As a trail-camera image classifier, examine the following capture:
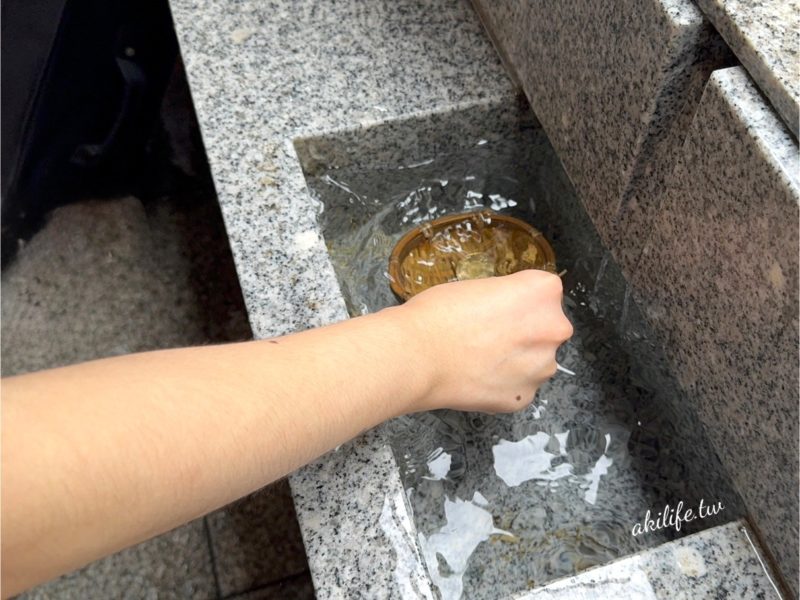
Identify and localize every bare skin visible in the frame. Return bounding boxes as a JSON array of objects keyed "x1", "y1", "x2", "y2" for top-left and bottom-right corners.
[{"x1": 1, "y1": 270, "x2": 572, "y2": 597}]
